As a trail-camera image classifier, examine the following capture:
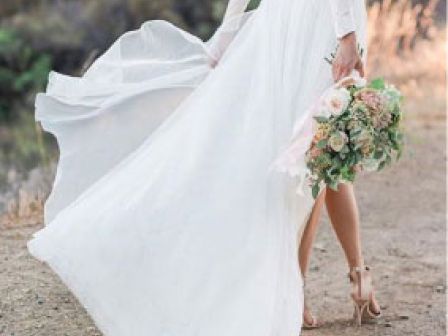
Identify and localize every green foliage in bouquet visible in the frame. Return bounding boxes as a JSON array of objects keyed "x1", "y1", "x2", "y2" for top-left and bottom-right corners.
[{"x1": 306, "y1": 77, "x2": 404, "y2": 199}]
